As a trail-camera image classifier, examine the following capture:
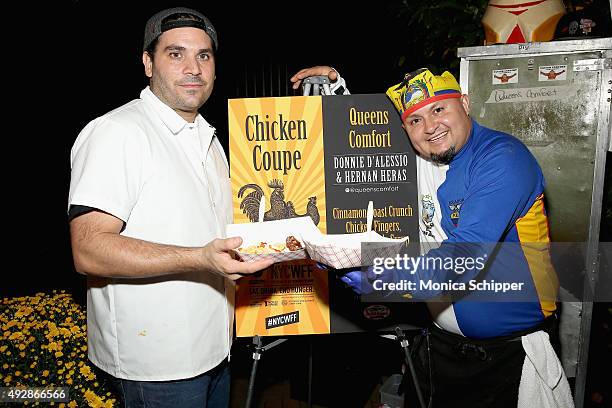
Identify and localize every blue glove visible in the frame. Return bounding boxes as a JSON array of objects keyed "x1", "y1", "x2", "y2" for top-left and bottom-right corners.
[
  {"x1": 341, "y1": 265, "x2": 394, "y2": 295},
  {"x1": 314, "y1": 262, "x2": 370, "y2": 293},
  {"x1": 339, "y1": 265, "x2": 401, "y2": 296},
  {"x1": 339, "y1": 267, "x2": 373, "y2": 295}
]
